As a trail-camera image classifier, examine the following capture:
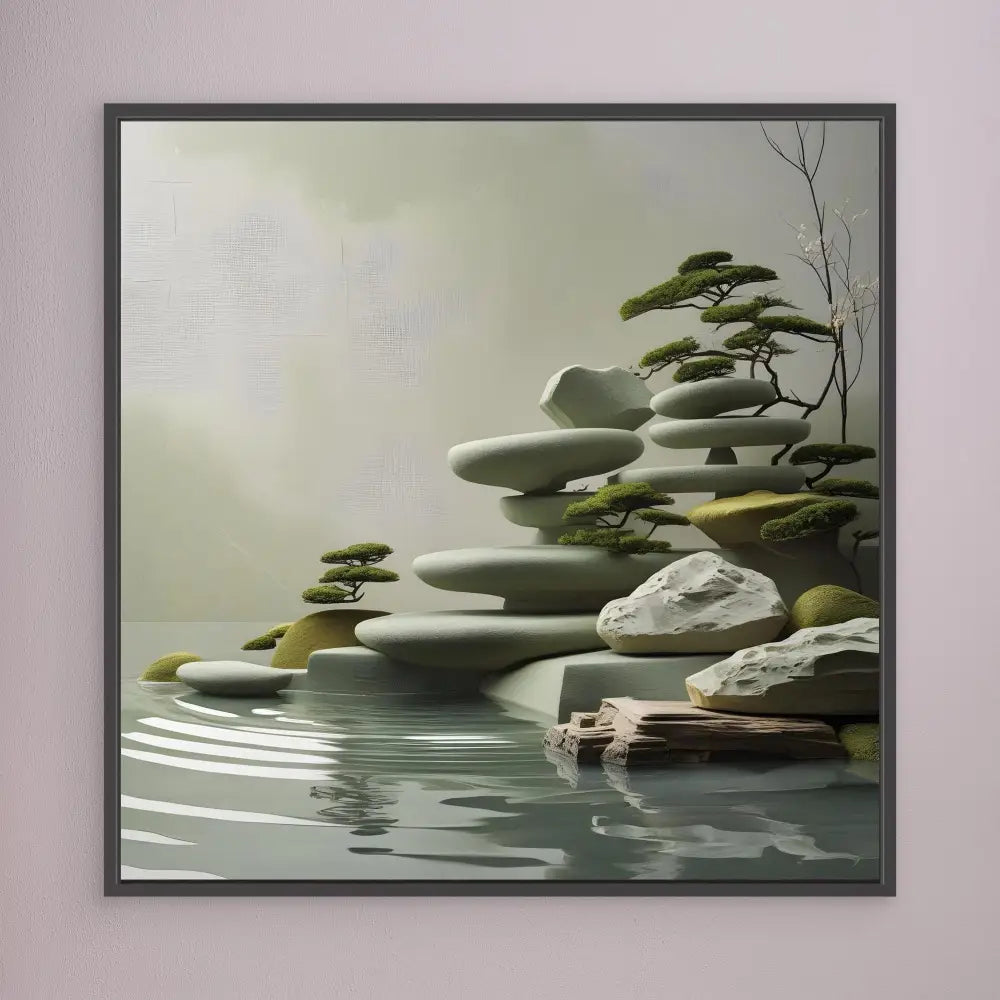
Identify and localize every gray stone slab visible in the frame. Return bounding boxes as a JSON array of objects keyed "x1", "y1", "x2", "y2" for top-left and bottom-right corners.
[
  {"x1": 651, "y1": 377, "x2": 776, "y2": 418},
  {"x1": 412, "y1": 545, "x2": 683, "y2": 612},
  {"x1": 354, "y1": 610, "x2": 602, "y2": 671},
  {"x1": 448, "y1": 428, "x2": 644, "y2": 493},
  {"x1": 617, "y1": 463, "x2": 806, "y2": 495},
  {"x1": 482, "y1": 649, "x2": 726, "y2": 722},
  {"x1": 649, "y1": 416, "x2": 811, "y2": 449}
]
